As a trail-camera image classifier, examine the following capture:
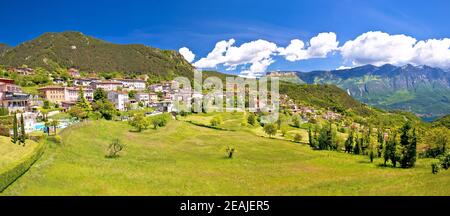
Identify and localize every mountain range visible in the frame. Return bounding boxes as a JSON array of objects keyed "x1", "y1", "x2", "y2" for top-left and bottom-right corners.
[{"x1": 267, "y1": 64, "x2": 450, "y2": 118}]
